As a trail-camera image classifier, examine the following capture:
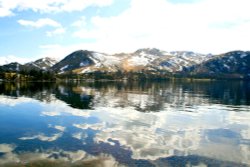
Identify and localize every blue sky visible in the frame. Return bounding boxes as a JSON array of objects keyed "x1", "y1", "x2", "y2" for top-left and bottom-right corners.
[{"x1": 0, "y1": 0, "x2": 250, "y2": 64}]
